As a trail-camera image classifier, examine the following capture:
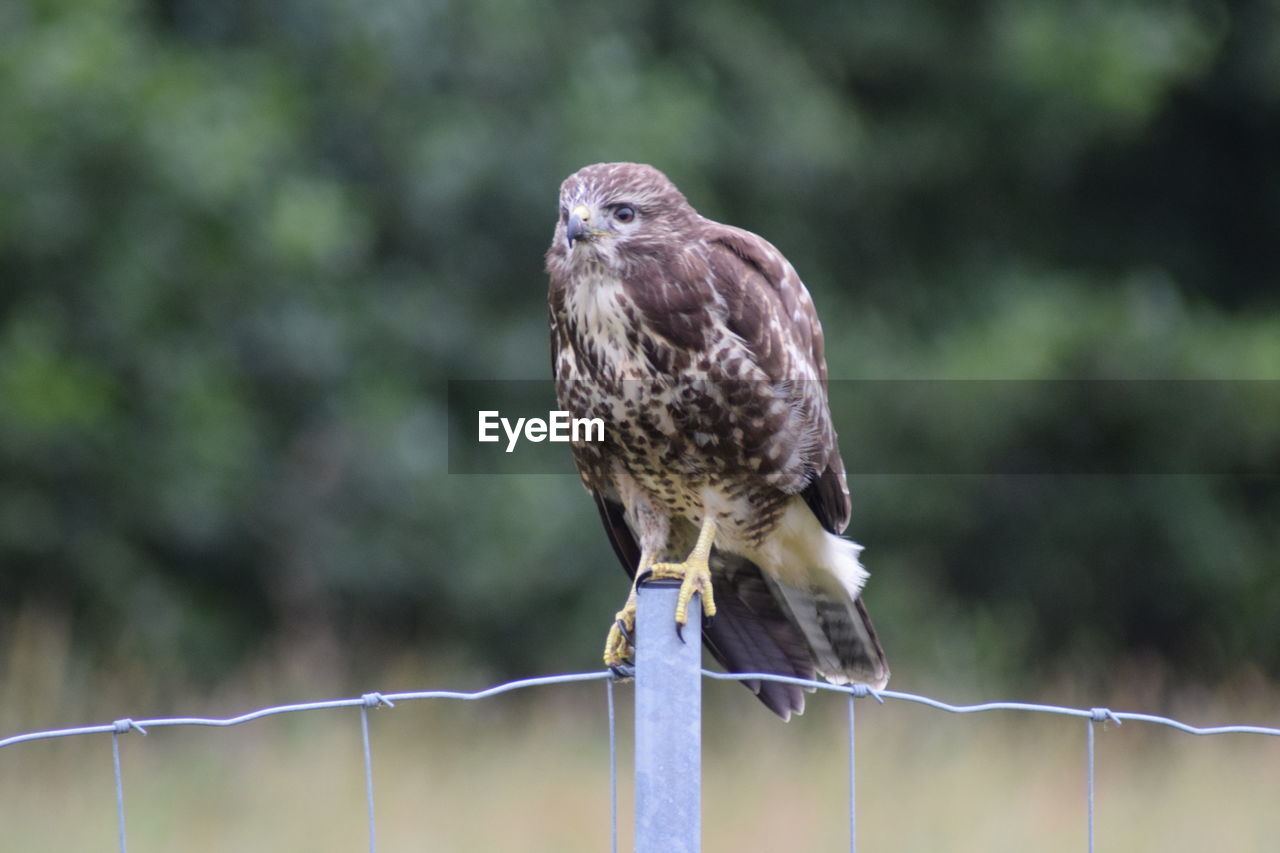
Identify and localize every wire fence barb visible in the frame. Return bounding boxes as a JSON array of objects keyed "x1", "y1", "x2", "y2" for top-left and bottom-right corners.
[{"x1": 3, "y1": 667, "x2": 1279, "y2": 853}]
